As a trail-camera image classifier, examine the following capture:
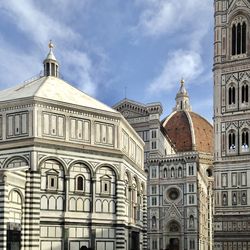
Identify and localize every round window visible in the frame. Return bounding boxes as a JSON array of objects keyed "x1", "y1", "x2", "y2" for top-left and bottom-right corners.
[{"x1": 168, "y1": 188, "x2": 179, "y2": 201}]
